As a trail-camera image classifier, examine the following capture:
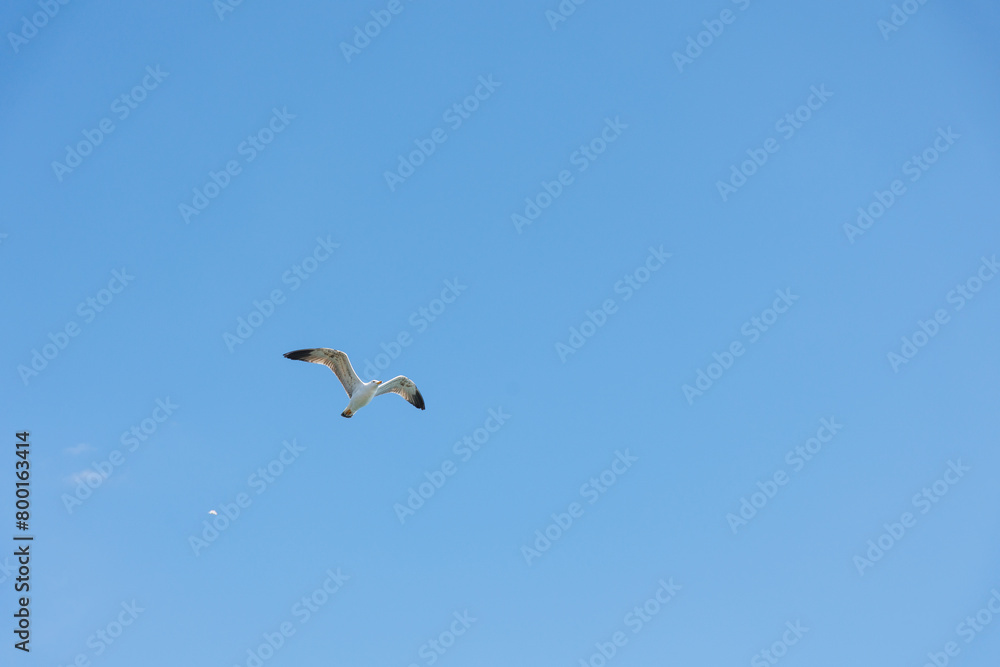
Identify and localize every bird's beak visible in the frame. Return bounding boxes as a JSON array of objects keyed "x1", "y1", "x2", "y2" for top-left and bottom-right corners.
[{"x1": 376, "y1": 380, "x2": 383, "y2": 384}]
